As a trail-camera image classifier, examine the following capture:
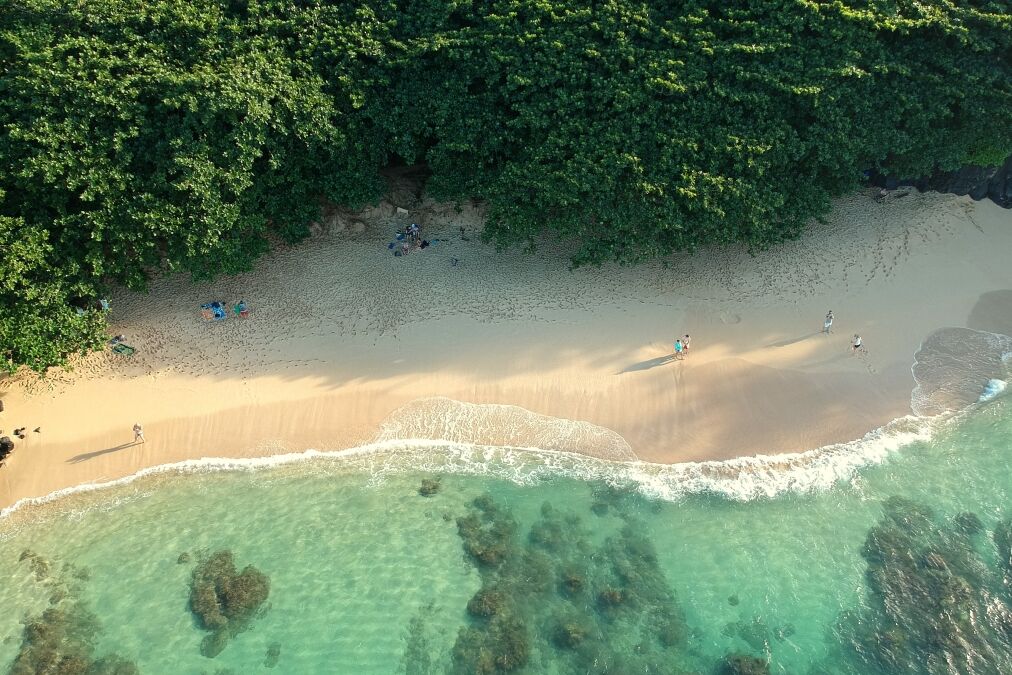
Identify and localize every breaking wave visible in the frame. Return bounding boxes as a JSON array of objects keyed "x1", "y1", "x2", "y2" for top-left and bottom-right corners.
[
  {"x1": 980, "y1": 379, "x2": 1007, "y2": 402},
  {"x1": 1, "y1": 409, "x2": 953, "y2": 524}
]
